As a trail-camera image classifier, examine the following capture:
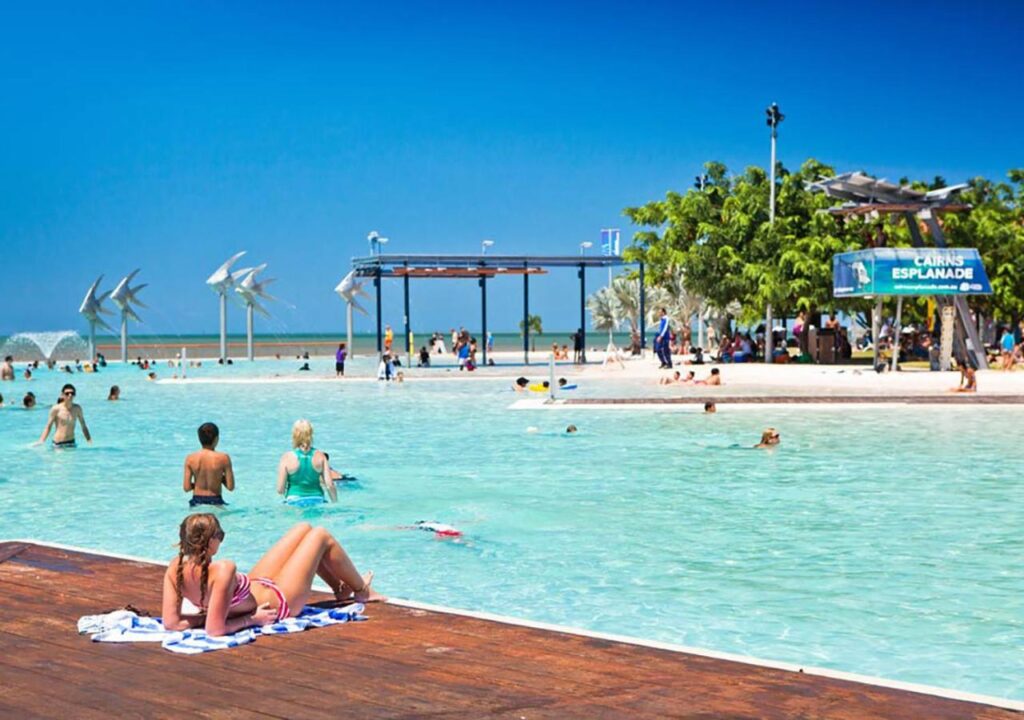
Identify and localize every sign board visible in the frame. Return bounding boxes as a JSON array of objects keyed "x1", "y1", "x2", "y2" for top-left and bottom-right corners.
[
  {"x1": 600, "y1": 228, "x2": 620, "y2": 257},
  {"x1": 833, "y1": 248, "x2": 992, "y2": 298}
]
